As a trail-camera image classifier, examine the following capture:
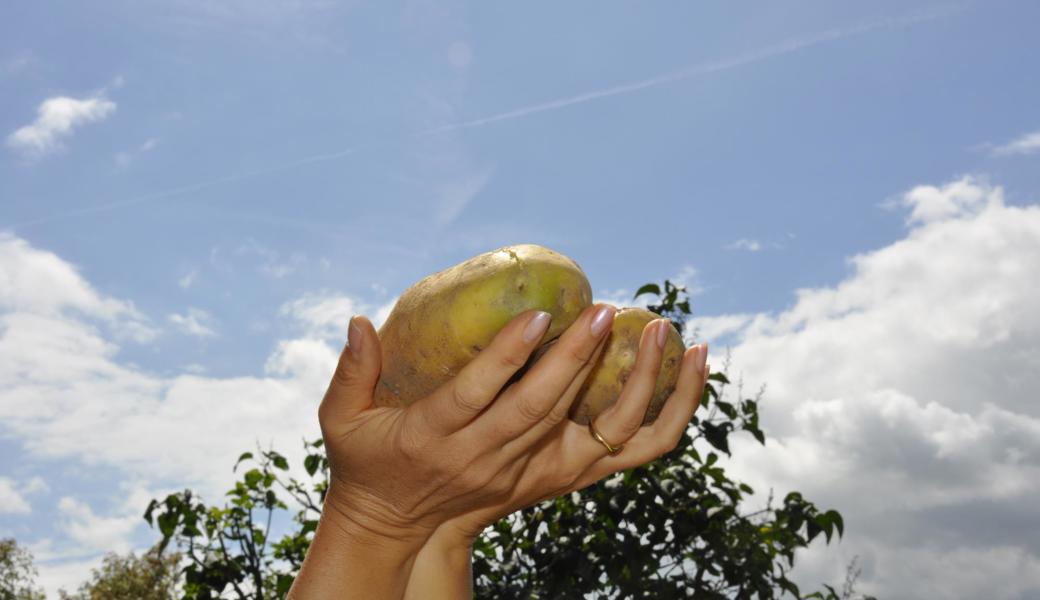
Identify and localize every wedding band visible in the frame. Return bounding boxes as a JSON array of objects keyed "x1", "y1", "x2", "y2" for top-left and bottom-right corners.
[{"x1": 588, "y1": 420, "x2": 624, "y2": 455}]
